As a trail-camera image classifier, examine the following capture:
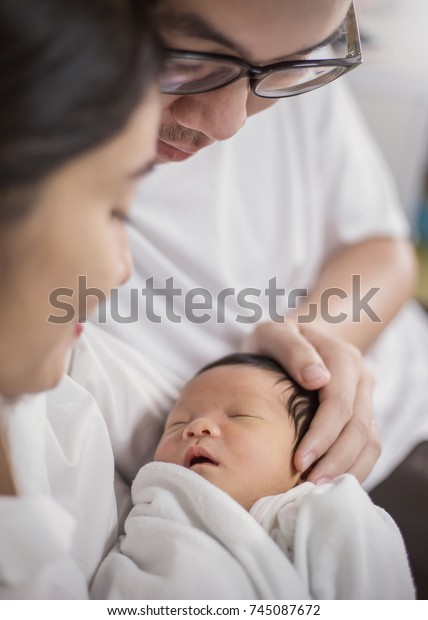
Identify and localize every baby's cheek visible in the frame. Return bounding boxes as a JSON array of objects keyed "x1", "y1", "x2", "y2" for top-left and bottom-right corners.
[
  {"x1": 153, "y1": 437, "x2": 178, "y2": 463},
  {"x1": 153, "y1": 438, "x2": 167, "y2": 461}
]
